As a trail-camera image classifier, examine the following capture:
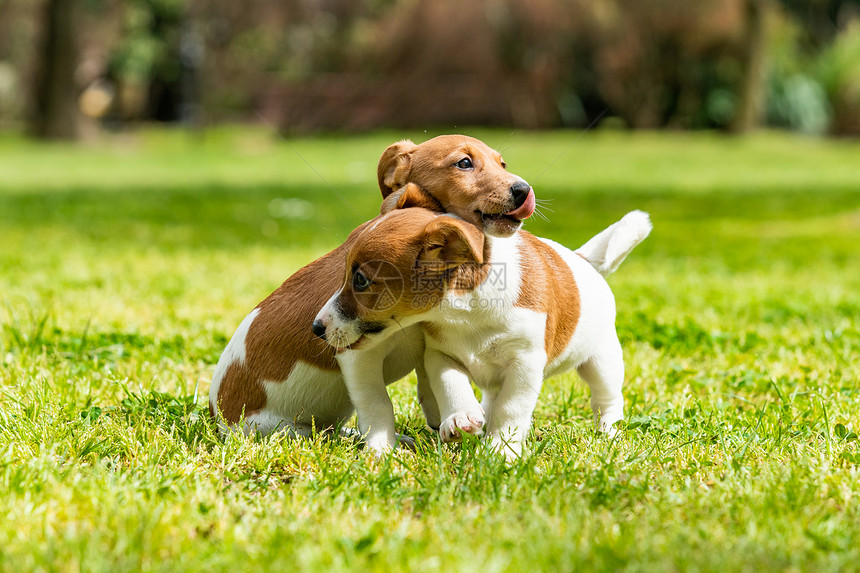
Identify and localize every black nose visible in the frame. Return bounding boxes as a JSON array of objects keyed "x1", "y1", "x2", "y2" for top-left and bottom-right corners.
[
  {"x1": 311, "y1": 320, "x2": 327, "y2": 340},
  {"x1": 510, "y1": 181, "x2": 531, "y2": 207}
]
